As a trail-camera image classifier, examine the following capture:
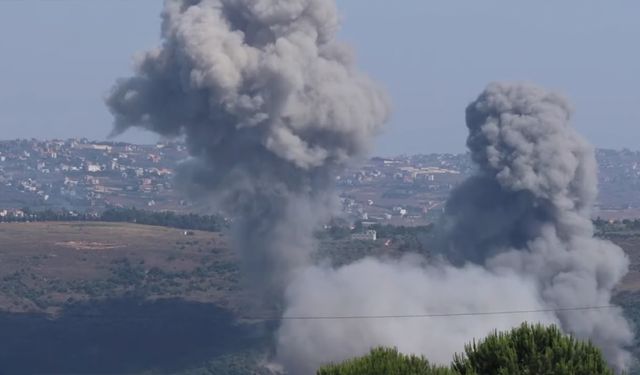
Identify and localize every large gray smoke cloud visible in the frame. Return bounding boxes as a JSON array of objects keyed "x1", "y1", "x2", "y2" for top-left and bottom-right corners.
[
  {"x1": 107, "y1": 0, "x2": 632, "y2": 372},
  {"x1": 449, "y1": 82, "x2": 632, "y2": 366},
  {"x1": 106, "y1": 0, "x2": 389, "y2": 298},
  {"x1": 277, "y1": 258, "x2": 558, "y2": 373},
  {"x1": 276, "y1": 82, "x2": 632, "y2": 373}
]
